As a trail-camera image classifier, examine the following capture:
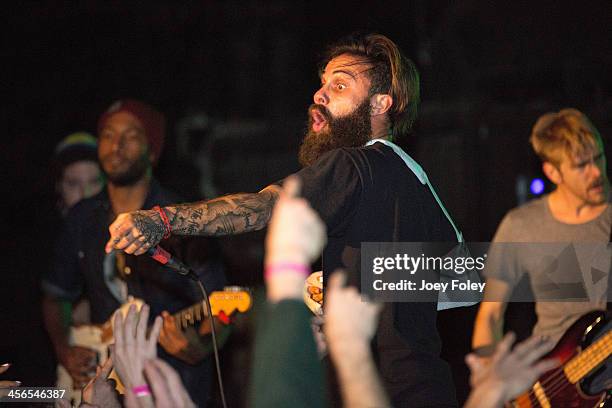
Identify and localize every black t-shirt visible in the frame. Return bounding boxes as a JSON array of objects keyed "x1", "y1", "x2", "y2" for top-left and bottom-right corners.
[{"x1": 293, "y1": 143, "x2": 458, "y2": 407}]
